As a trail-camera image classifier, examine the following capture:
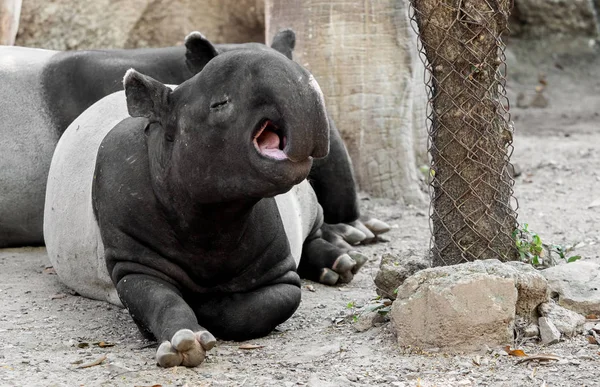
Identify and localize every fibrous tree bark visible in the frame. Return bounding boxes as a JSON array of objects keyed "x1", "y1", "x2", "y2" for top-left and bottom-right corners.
[
  {"x1": 0, "y1": 0, "x2": 21, "y2": 45},
  {"x1": 411, "y1": 0, "x2": 518, "y2": 266},
  {"x1": 265, "y1": 0, "x2": 428, "y2": 204}
]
